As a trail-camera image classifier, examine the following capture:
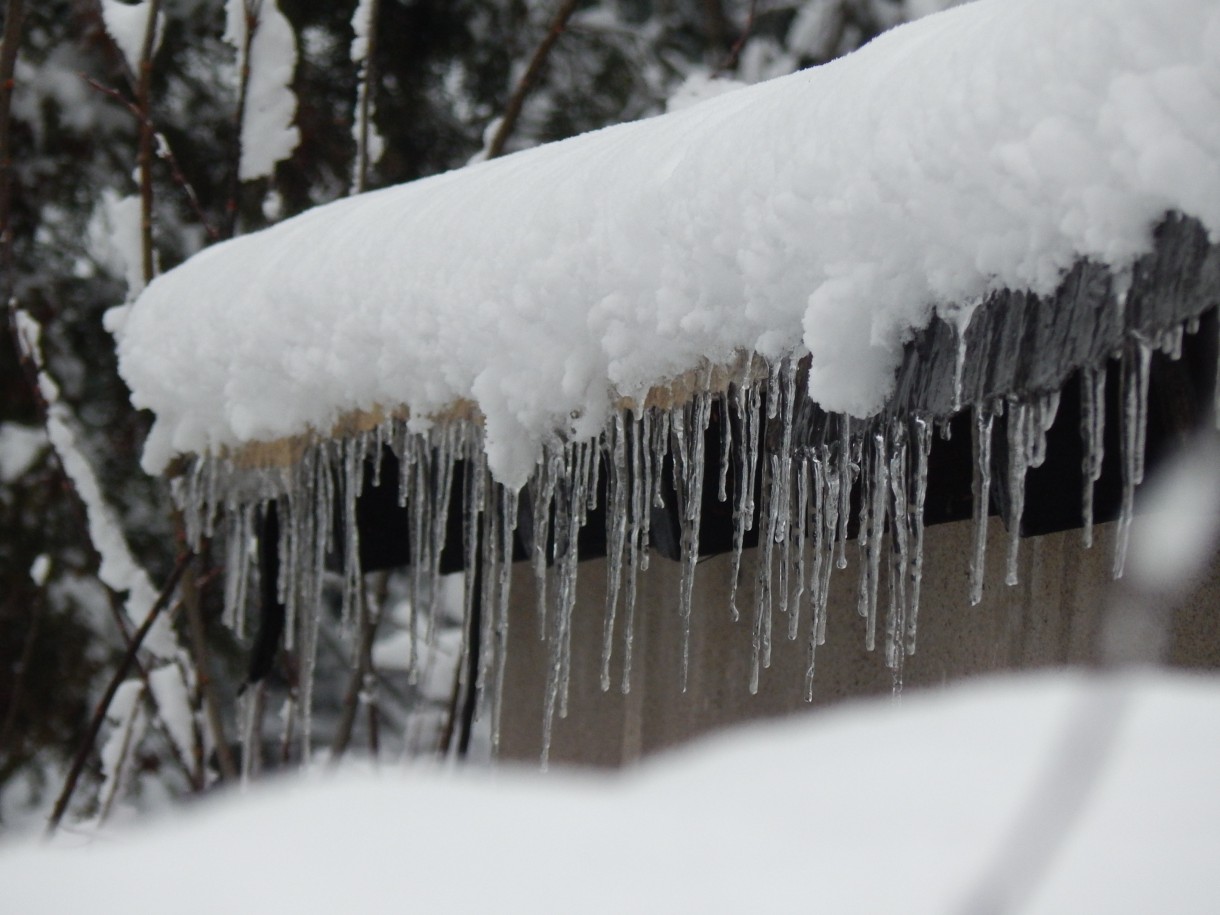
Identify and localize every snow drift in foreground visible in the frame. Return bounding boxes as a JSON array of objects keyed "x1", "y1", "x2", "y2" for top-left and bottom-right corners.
[
  {"x1": 4, "y1": 671, "x2": 1219, "y2": 913},
  {"x1": 112, "y1": 0, "x2": 1220, "y2": 485}
]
